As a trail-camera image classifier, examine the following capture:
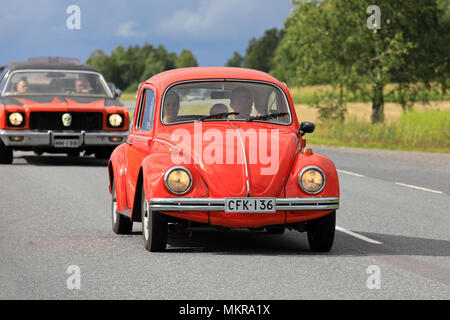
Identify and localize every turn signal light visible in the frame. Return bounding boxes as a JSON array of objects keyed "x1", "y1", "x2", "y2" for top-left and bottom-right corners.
[{"x1": 302, "y1": 148, "x2": 313, "y2": 155}]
